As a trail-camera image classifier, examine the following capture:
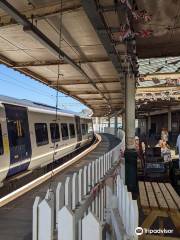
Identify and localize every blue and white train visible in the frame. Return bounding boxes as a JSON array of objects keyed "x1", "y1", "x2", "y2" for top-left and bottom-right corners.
[{"x1": 0, "y1": 96, "x2": 94, "y2": 184}]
